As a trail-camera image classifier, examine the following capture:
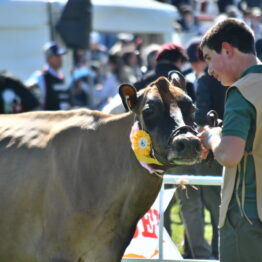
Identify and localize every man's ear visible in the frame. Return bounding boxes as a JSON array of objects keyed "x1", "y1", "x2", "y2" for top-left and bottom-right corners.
[
  {"x1": 221, "y1": 42, "x2": 234, "y2": 57},
  {"x1": 119, "y1": 84, "x2": 138, "y2": 111}
]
